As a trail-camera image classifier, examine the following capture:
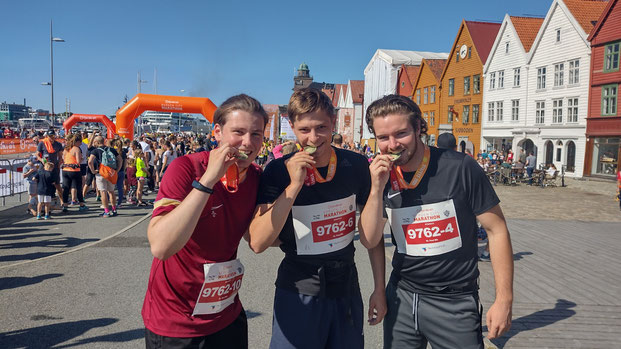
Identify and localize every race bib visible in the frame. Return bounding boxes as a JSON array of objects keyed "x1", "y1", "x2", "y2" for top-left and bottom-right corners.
[
  {"x1": 386, "y1": 199, "x2": 462, "y2": 257},
  {"x1": 292, "y1": 195, "x2": 356, "y2": 255},
  {"x1": 193, "y1": 259, "x2": 244, "y2": 316}
]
